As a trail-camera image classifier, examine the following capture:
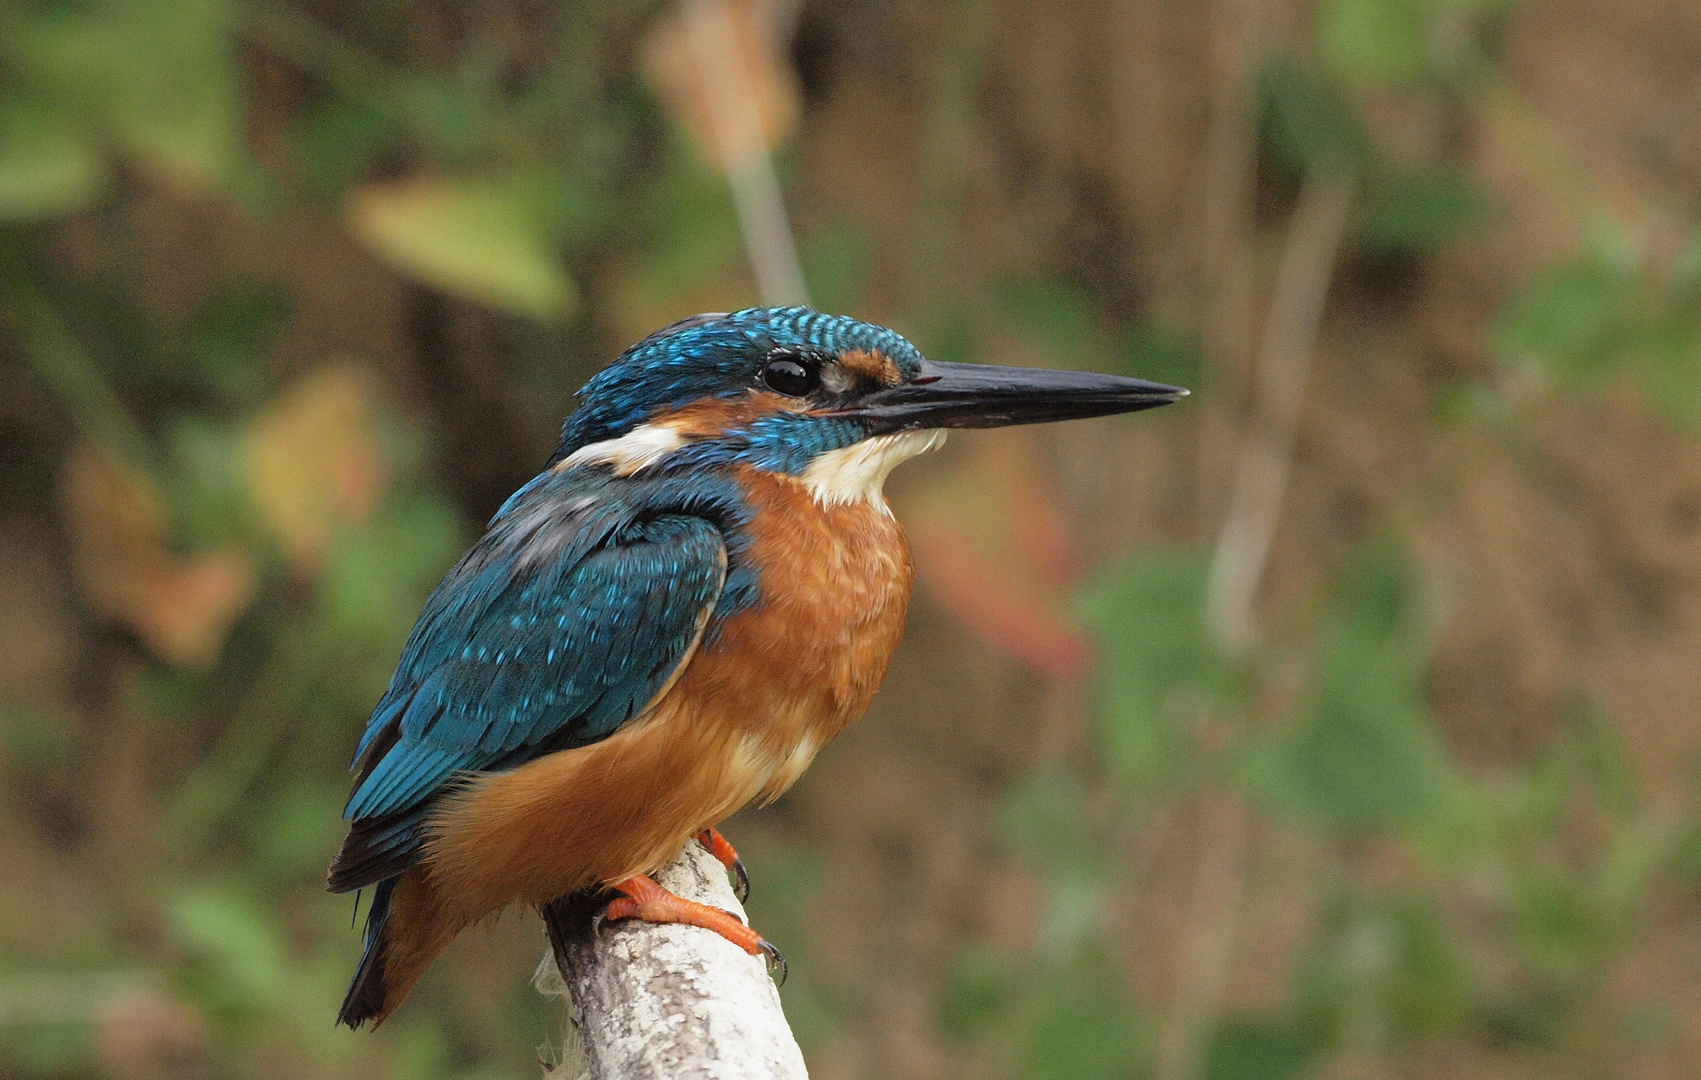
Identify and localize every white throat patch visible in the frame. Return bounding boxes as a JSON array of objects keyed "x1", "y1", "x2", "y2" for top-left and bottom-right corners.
[
  {"x1": 556, "y1": 422, "x2": 686, "y2": 476},
  {"x1": 799, "y1": 429, "x2": 947, "y2": 512}
]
